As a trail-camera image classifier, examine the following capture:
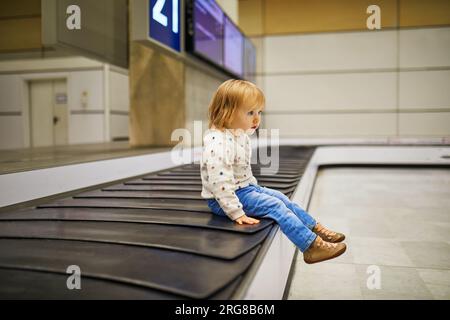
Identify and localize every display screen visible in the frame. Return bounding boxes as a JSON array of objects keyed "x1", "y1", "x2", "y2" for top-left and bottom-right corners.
[
  {"x1": 193, "y1": 0, "x2": 224, "y2": 65},
  {"x1": 186, "y1": 0, "x2": 253, "y2": 79},
  {"x1": 223, "y1": 16, "x2": 243, "y2": 77},
  {"x1": 243, "y1": 37, "x2": 256, "y2": 81}
]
